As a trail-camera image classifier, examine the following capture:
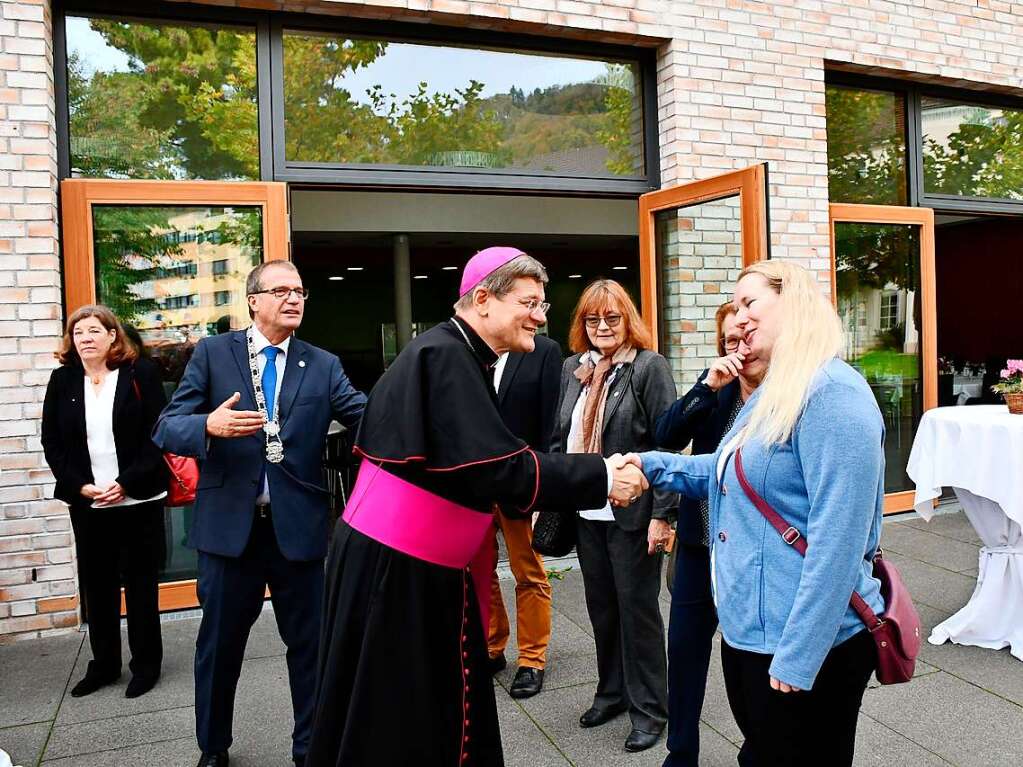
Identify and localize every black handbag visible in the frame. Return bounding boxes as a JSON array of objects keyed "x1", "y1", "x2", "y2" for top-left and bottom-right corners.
[{"x1": 531, "y1": 510, "x2": 577, "y2": 557}]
